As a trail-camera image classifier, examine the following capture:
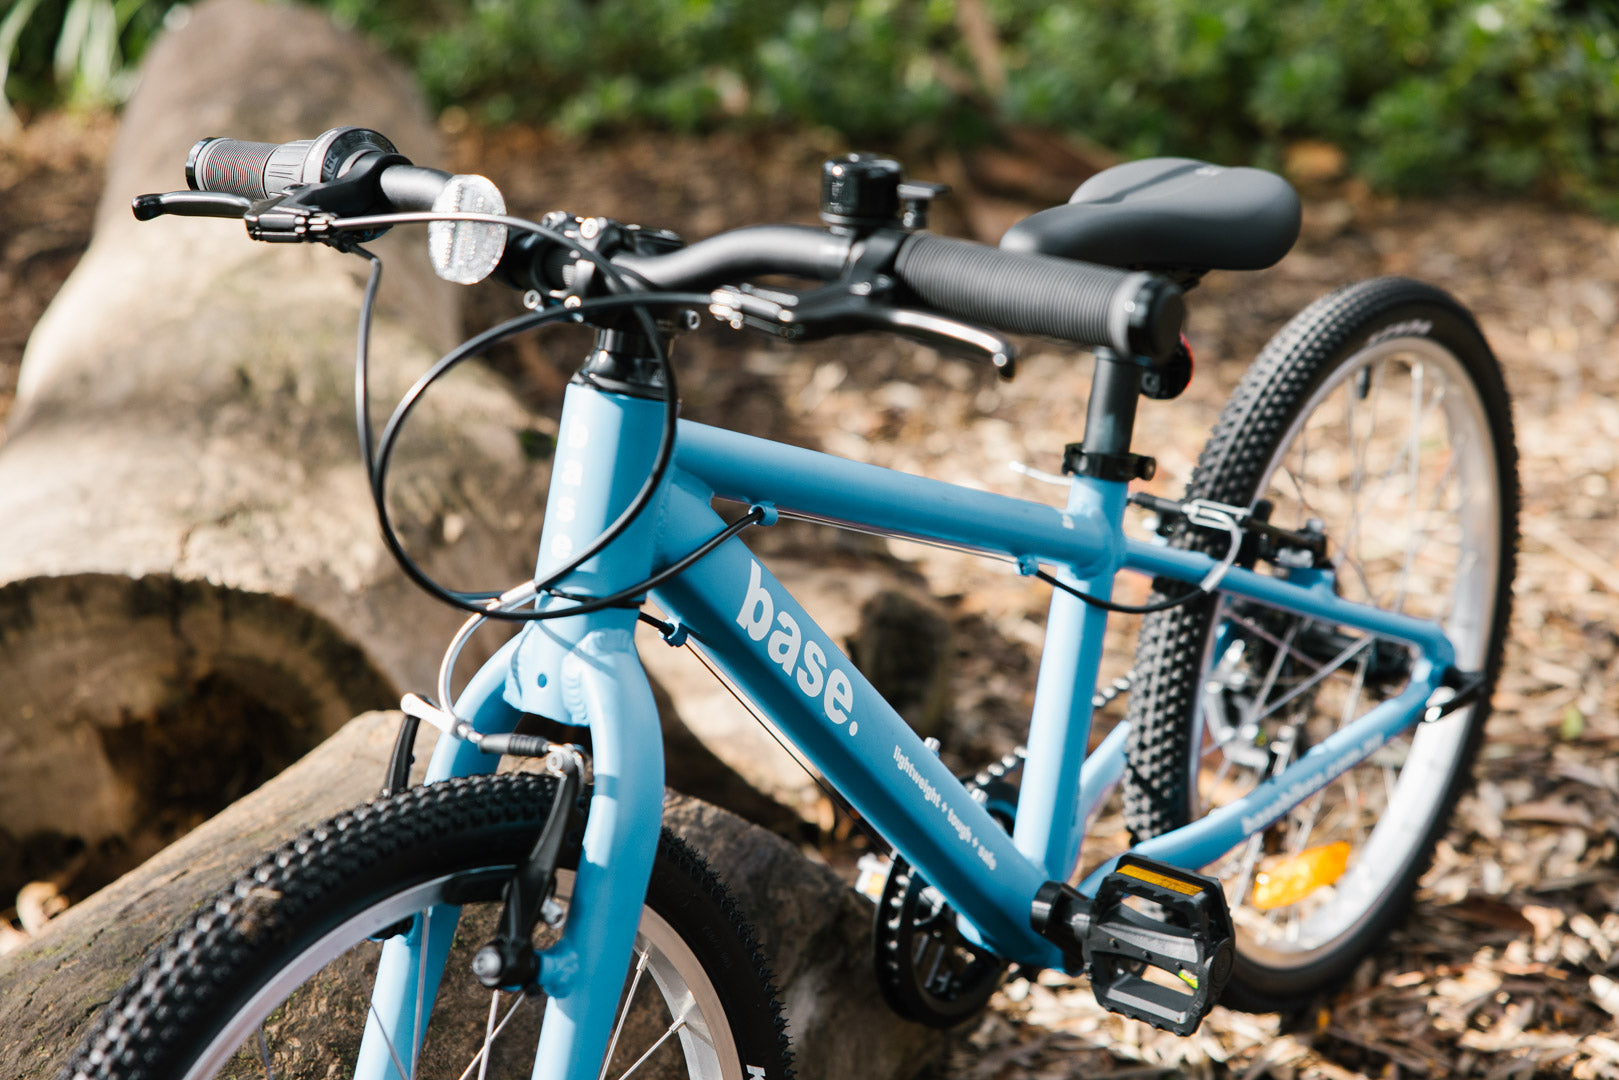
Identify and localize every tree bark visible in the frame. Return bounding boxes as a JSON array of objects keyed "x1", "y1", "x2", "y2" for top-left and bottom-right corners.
[
  {"x1": 0, "y1": 0, "x2": 546, "y2": 894},
  {"x1": 0, "y1": 712, "x2": 938, "y2": 1080}
]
